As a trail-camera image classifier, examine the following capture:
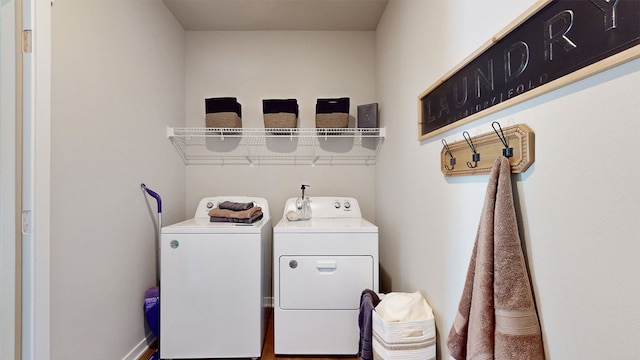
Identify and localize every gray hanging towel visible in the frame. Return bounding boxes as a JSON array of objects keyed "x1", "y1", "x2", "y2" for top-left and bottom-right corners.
[{"x1": 447, "y1": 156, "x2": 545, "y2": 360}]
